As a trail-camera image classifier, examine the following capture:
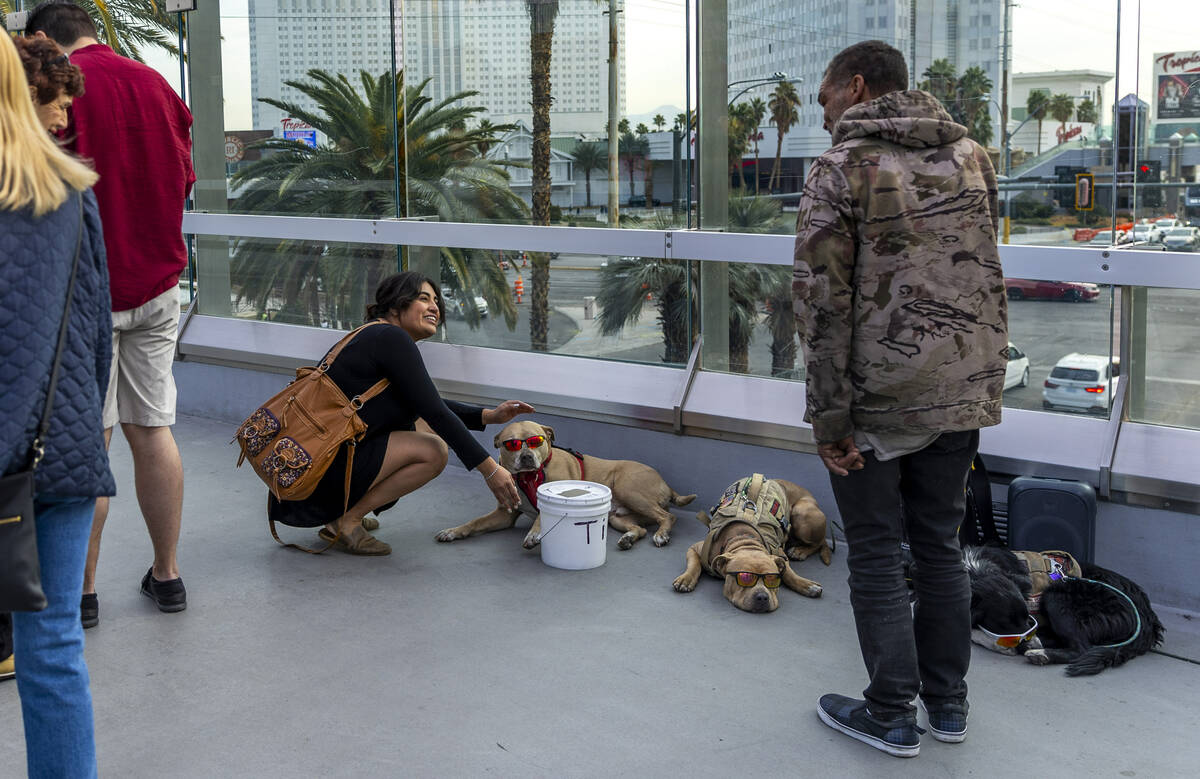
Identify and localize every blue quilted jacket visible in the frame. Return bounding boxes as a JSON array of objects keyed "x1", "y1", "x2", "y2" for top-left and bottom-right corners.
[{"x1": 1, "y1": 190, "x2": 116, "y2": 498}]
